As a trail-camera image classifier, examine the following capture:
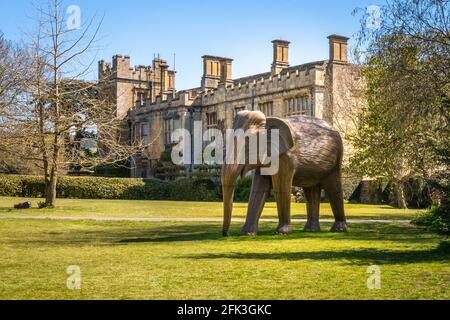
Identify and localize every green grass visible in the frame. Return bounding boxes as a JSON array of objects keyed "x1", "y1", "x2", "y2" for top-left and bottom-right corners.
[
  {"x1": 0, "y1": 219, "x2": 448, "y2": 300},
  {"x1": 0, "y1": 197, "x2": 423, "y2": 220},
  {"x1": 0, "y1": 197, "x2": 447, "y2": 300}
]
